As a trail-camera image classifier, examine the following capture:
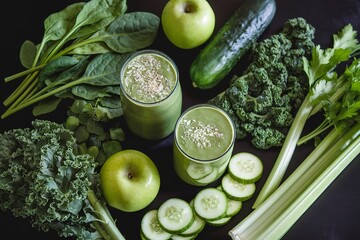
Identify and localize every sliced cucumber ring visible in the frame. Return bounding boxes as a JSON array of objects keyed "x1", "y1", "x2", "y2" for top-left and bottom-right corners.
[
  {"x1": 194, "y1": 167, "x2": 218, "y2": 185},
  {"x1": 206, "y1": 216, "x2": 232, "y2": 226},
  {"x1": 228, "y1": 152, "x2": 263, "y2": 183},
  {"x1": 226, "y1": 199, "x2": 242, "y2": 217},
  {"x1": 141, "y1": 209, "x2": 172, "y2": 240},
  {"x1": 215, "y1": 185, "x2": 242, "y2": 216},
  {"x1": 221, "y1": 173, "x2": 256, "y2": 201},
  {"x1": 193, "y1": 188, "x2": 228, "y2": 221},
  {"x1": 157, "y1": 198, "x2": 194, "y2": 235},
  {"x1": 171, "y1": 234, "x2": 198, "y2": 240},
  {"x1": 187, "y1": 161, "x2": 214, "y2": 180},
  {"x1": 178, "y1": 212, "x2": 205, "y2": 237},
  {"x1": 217, "y1": 159, "x2": 229, "y2": 175}
]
